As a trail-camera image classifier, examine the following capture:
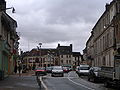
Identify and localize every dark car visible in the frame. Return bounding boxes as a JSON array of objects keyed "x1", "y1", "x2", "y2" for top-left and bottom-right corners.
[
  {"x1": 46, "y1": 67, "x2": 53, "y2": 73},
  {"x1": 35, "y1": 67, "x2": 47, "y2": 76},
  {"x1": 88, "y1": 67, "x2": 101, "y2": 82}
]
